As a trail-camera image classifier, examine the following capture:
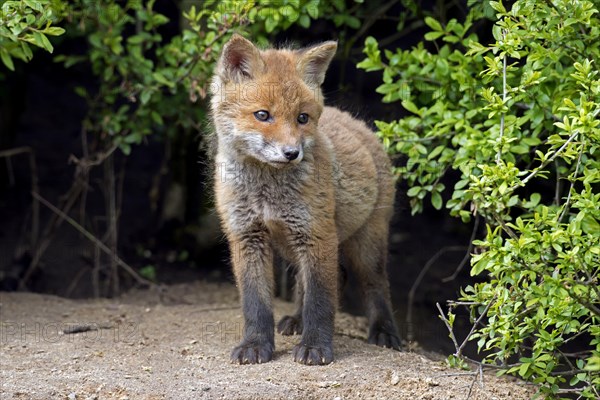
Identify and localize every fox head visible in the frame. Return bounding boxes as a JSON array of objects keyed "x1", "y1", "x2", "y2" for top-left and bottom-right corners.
[{"x1": 211, "y1": 34, "x2": 337, "y2": 167}]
